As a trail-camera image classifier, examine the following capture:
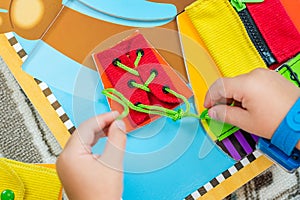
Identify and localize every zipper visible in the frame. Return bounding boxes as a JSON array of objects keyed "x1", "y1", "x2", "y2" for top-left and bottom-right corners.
[{"x1": 230, "y1": 0, "x2": 276, "y2": 66}]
